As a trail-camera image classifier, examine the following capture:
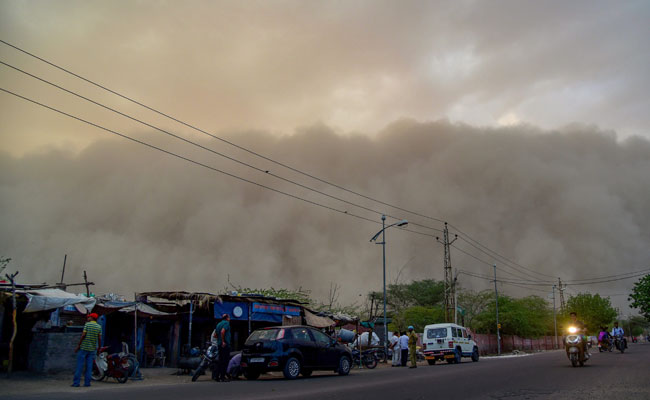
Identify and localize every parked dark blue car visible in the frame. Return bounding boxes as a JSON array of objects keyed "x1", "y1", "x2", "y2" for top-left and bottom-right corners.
[{"x1": 241, "y1": 325, "x2": 352, "y2": 379}]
